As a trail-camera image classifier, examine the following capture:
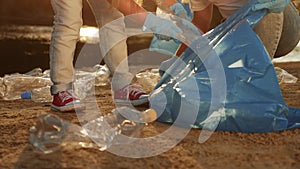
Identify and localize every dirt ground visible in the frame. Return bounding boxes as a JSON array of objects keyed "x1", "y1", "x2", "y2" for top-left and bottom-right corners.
[{"x1": 0, "y1": 61, "x2": 299, "y2": 169}]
